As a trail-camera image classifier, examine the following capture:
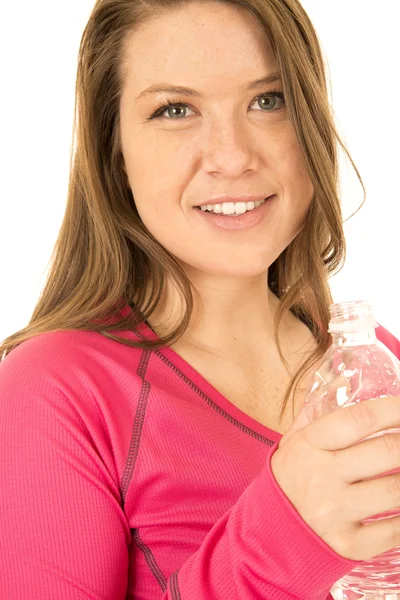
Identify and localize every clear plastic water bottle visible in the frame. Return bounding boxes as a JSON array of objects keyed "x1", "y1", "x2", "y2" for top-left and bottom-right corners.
[{"x1": 304, "y1": 300, "x2": 400, "y2": 600}]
